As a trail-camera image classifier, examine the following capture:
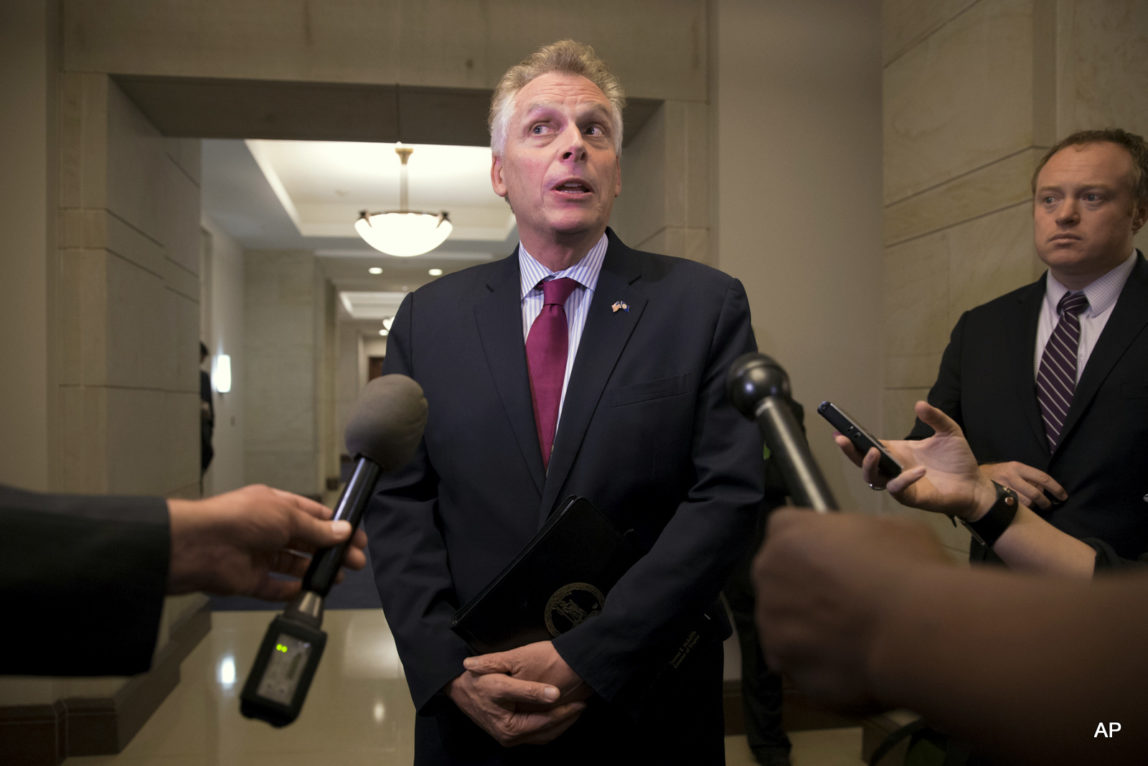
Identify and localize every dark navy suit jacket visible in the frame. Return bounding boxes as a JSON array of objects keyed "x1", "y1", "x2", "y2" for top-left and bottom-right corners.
[{"x1": 365, "y1": 230, "x2": 764, "y2": 761}]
